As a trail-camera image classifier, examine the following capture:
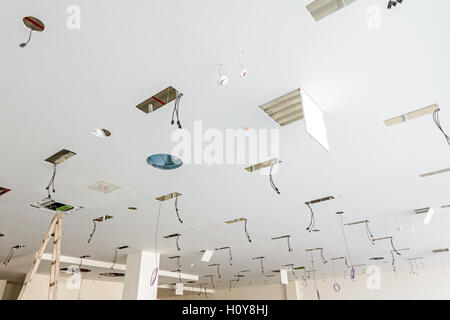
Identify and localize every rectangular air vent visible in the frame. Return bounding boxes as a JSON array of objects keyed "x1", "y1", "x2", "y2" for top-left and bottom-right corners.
[
  {"x1": 306, "y1": 0, "x2": 358, "y2": 21},
  {"x1": 384, "y1": 104, "x2": 439, "y2": 127},
  {"x1": 135, "y1": 86, "x2": 178, "y2": 114},
  {"x1": 155, "y1": 192, "x2": 182, "y2": 201},
  {"x1": 44, "y1": 149, "x2": 76, "y2": 165},
  {"x1": 259, "y1": 89, "x2": 303, "y2": 127},
  {"x1": 88, "y1": 181, "x2": 121, "y2": 194},
  {"x1": 245, "y1": 158, "x2": 278, "y2": 173},
  {"x1": 414, "y1": 207, "x2": 431, "y2": 214},
  {"x1": 0, "y1": 187, "x2": 10, "y2": 197}
]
